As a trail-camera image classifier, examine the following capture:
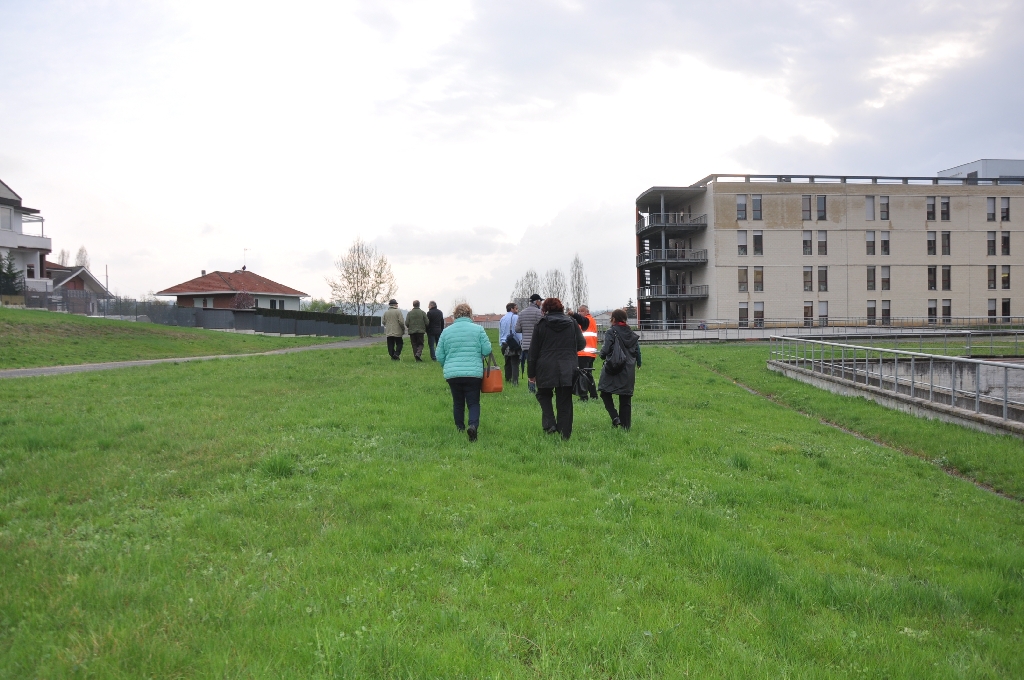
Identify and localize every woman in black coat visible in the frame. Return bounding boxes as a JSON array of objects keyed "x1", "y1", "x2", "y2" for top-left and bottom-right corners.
[
  {"x1": 527, "y1": 297, "x2": 586, "y2": 440},
  {"x1": 597, "y1": 308, "x2": 641, "y2": 430}
]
